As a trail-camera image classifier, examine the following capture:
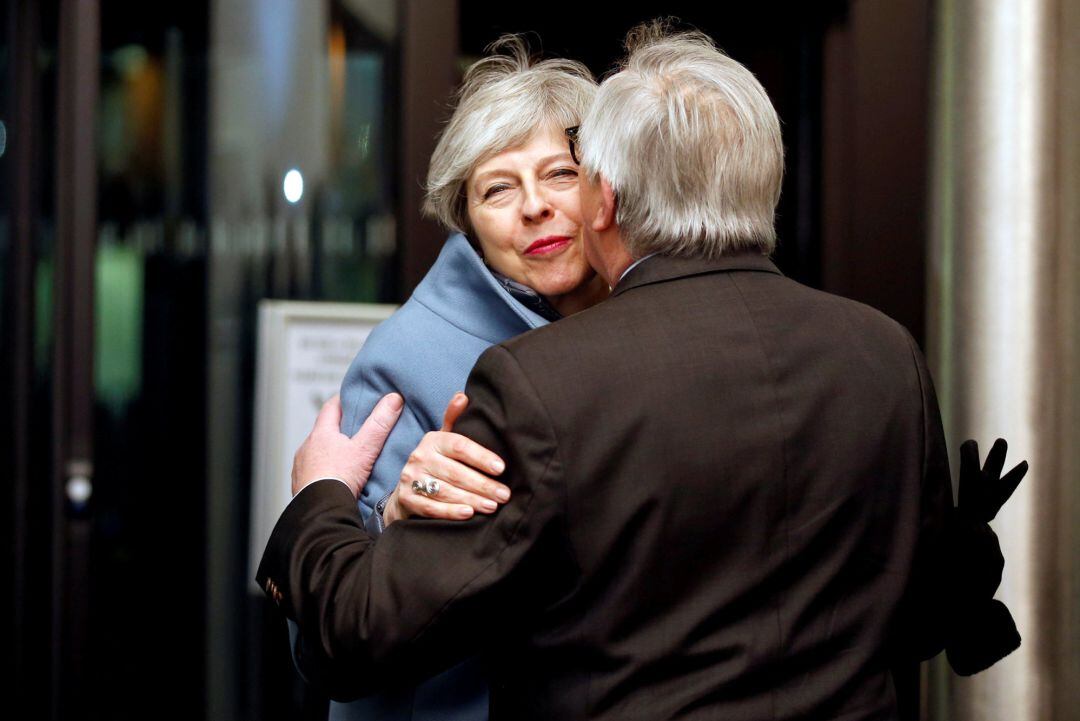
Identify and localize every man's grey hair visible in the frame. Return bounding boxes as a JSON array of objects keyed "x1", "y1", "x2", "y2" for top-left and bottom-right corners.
[
  {"x1": 424, "y1": 36, "x2": 597, "y2": 235},
  {"x1": 578, "y1": 23, "x2": 784, "y2": 258}
]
